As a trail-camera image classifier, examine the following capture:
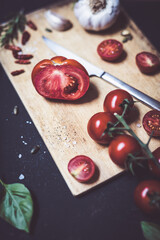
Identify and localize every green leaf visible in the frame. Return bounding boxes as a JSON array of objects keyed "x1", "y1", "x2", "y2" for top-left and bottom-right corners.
[
  {"x1": 0, "y1": 180, "x2": 33, "y2": 233},
  {"x1": 141, "y1": 221, "x2": 160, "y2": 240}
]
